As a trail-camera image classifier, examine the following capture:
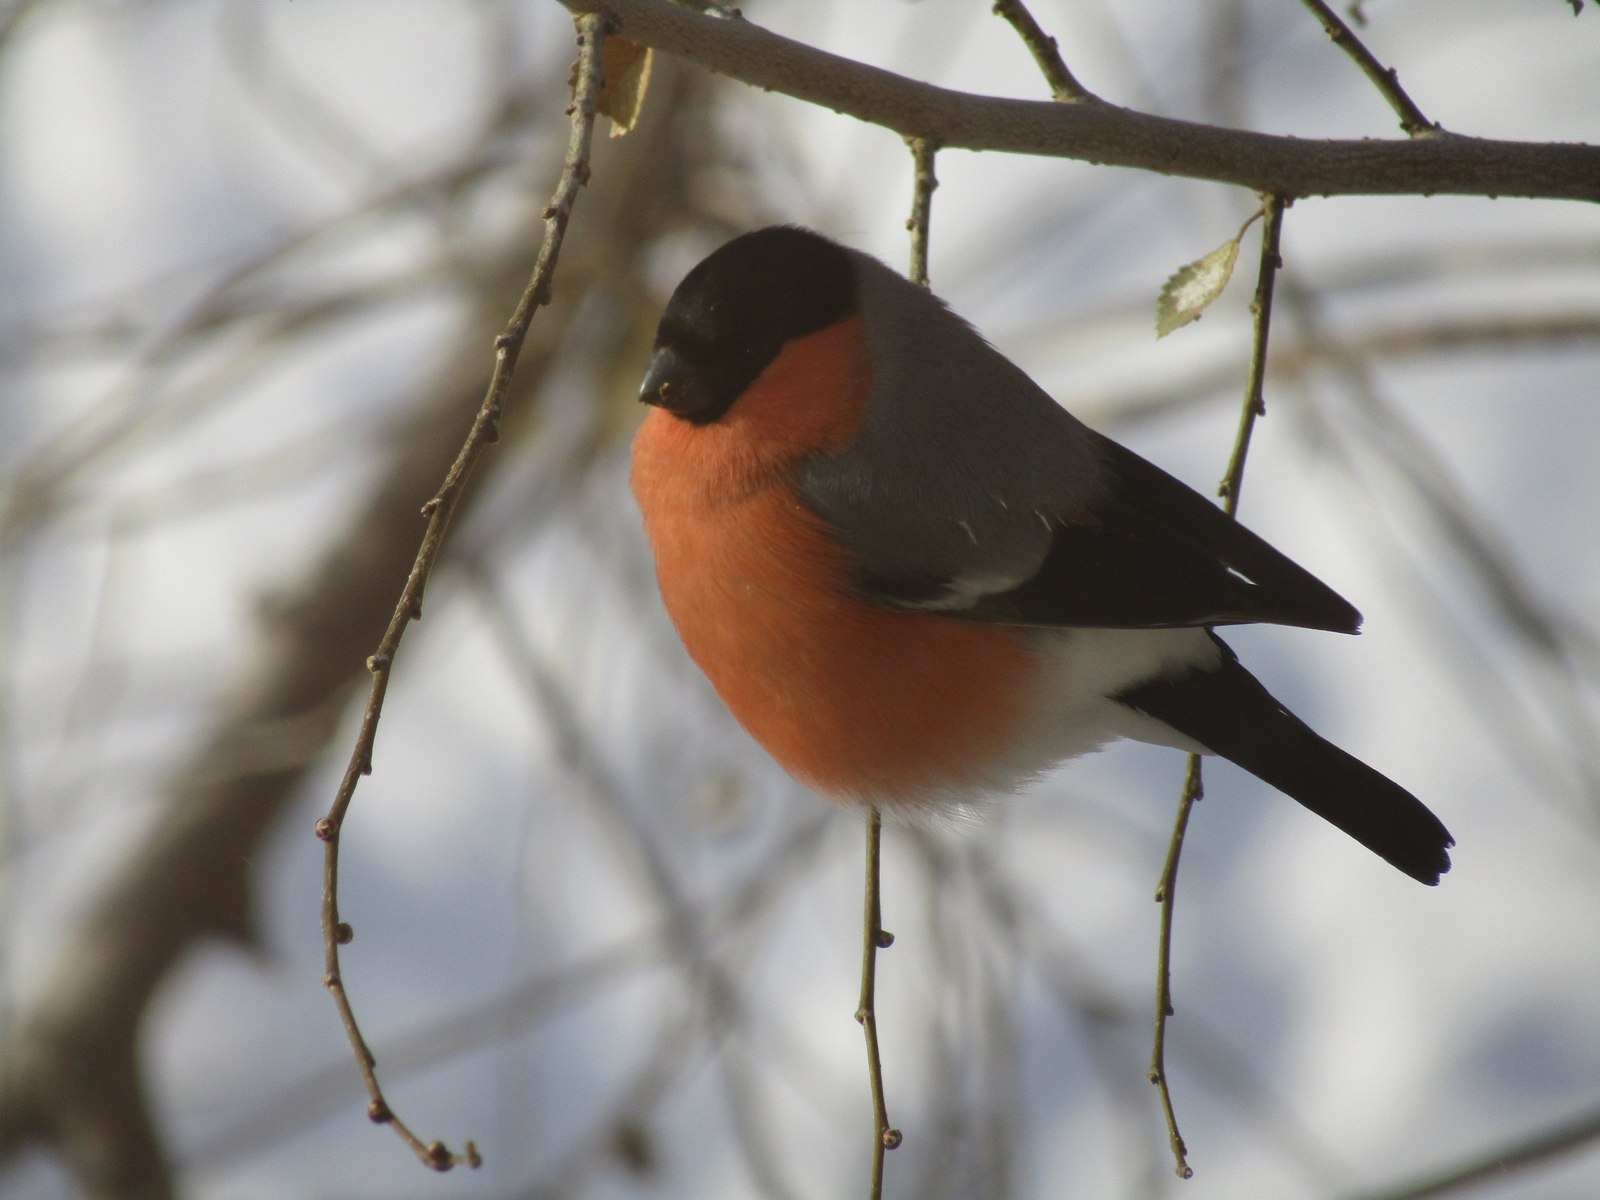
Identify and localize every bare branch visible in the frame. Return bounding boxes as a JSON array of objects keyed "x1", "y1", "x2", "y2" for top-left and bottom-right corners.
[
  {"x1": 556, "y1": 0, "x2": 1600, "y2": 202},
  {"x1": 1149, "y1": 758, "x2": 1201, "y2": 1181},
  {"x1": 904, "y1": 137, "x2": 939, "y2": 288},
  {"x1": 855, "y1": 808, "x2": 901, "y2": 1200},
  {"x1": 991, "y1": 0, "x2": 1094, "y2": 102},
  {"x1": 1150, "y1": 194, "x2": 1287, "y2": 1181},
  {"x1": 314, "y1": 12, "x2": 613, "y2": 1172},
  {"x1": 1299, "y1": 0, "x2": 1438, "y2": 136},
  {"x1": 1219, "y1": 195, "x2": 1288, "y2": 510}
]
